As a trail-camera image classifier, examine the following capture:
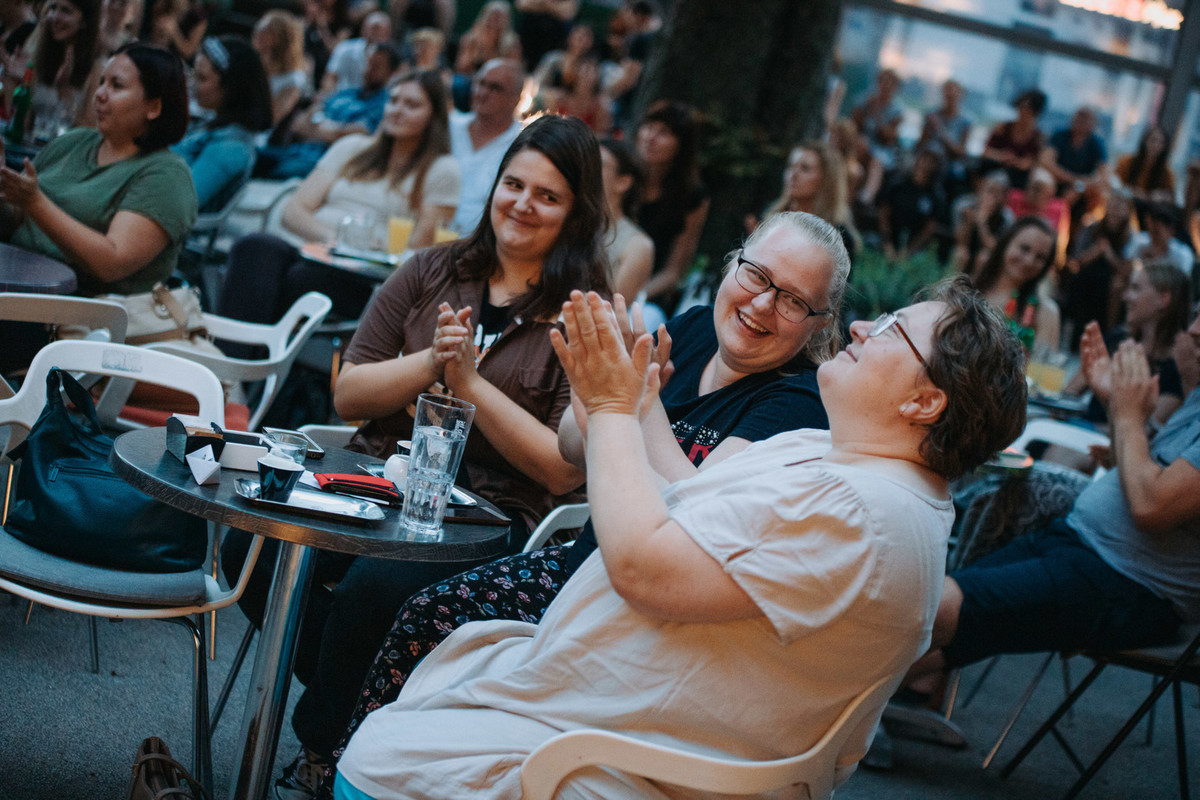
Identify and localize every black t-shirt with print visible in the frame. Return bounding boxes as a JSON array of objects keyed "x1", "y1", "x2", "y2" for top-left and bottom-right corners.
[{"x1": 565, "y1": 305, "x2": 829, "y2": 570}]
